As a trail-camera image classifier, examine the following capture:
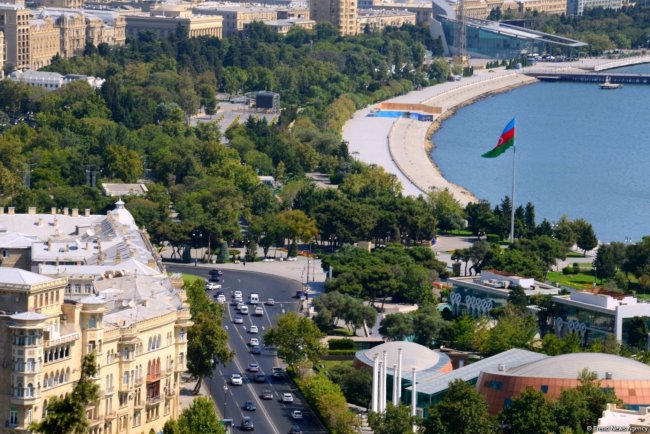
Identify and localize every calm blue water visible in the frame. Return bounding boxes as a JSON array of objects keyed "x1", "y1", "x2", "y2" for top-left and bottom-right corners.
[{"x1": 432, "y1": 63, "x2": 650, "y2": 242}]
